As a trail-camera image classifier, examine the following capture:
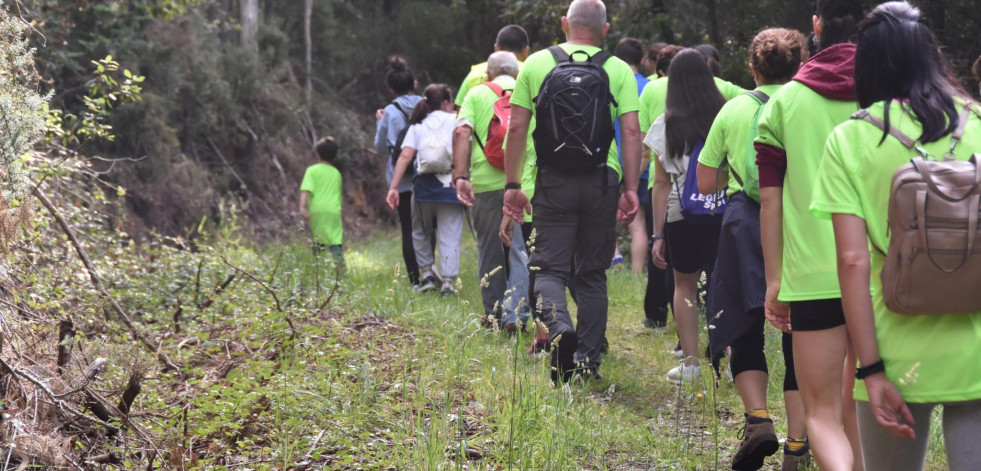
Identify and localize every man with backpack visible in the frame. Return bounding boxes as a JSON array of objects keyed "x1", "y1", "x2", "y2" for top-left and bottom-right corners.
[
  {"x1": 452, "y1": 51, "x2": 532, "y2": 331},
  {"x1": 455, "y1": 25, "x2": 530, "y2": 108},
  {"x1": 501, "y1": 0, "x2": 641, "y2": 383}
]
